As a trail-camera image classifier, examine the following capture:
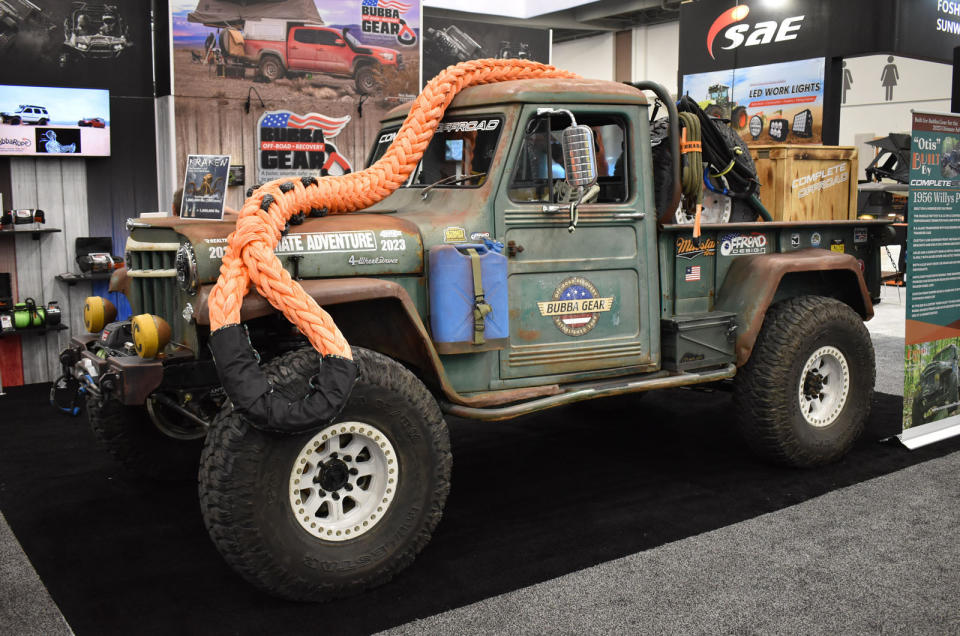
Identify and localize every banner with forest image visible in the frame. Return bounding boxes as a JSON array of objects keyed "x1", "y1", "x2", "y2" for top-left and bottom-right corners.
[{"x1": 901, "y1": 111, "x2": 960, "y2": 448}]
